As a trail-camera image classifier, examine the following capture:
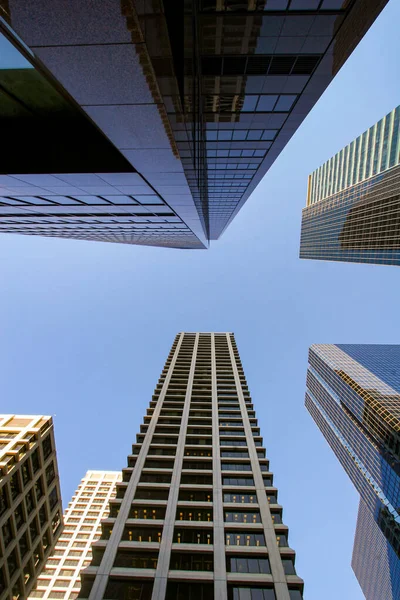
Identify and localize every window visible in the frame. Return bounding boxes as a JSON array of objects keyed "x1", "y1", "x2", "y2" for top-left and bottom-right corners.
[
  {"x1": 22, "y1": 461, "x2": 31, "y2": 486},
  {"x1": 170, "y1": 553, "x2": 213, "y2": 571},
  {"x1": 165, "y1": 582, "x2": 214, "y2": 600},
  {"x1": 228, "y1": 587, "x2": 276, "y2": 600},
  {"x1": 130, "y1": 507, "x2": 166, "y2": 520},
  {"x1": 49, "y1": 486, "x2": 58, "y2": 510},
  {"x1": 174, "y1": 529, "x2": 212, "y2": 544},
  {"x1": 114, "y1": 551, "x2": 158, "y2": 569},
  {"x1": 227, "y1": 556, "x2": 270, "y2": 574},
  {"x1": 225, "y1": 532, "x2": 265, "y2": 547},
  {"x1": 104, "y1": 578, "x2": 154, "y2": 599},
  {"x1": 178, "y1": 490, "x2": 212, "y2": 503},
  {"x1": 31, "y1": 449, "x2": 41, "y2": 473},
  {"x1": 135, "y1": 488, "x2": 169, "y2": 501},
  {"x1": 14, "y1": 502, "x2": 25, "y2": 529},
  {"x1": 289, "y1": 591, "x2": 303, "y2": 600},
  {"x1": 122, "y1": 527, "x2": 162, "y2": 543},
  {"x1": 35, "y1": 478, "x2": 44, "y2": 501},
  {"x1": 42, "y1": 435, "x2": 52, "y2": 460},
  {"x1": 282, "y1": 559, "x2": 296, "y2": 575},
  {"x1": 46, "y1": 462, "x2": 56, "y2": 486},
  {"x1": 224, "y1": 493, "x2": 257, "y2": 504},
  {"x1": 276, "y1": 534, "x2": 288, "y2": 547},
  {"x1": 224, "y1": 511, "x2": 260, "y2": 523},
  {"x1": 223, "y1": 477, "x2": 254, "y2": 486},
  {"x1": 0, "y1": 486, "x2": 8, "y2": 516},
  {"x1": 221, "y1": 463, "x2": 251, "y2": 471},
  {"x1": 2, "y1": 519, "x2": 13, "y2": 547},
  {"x1": 176, "y1": 509, "x2": 212, "y2": 522},
  {"x1": 10, "y1": 473, "x2": 21, "y2": 500}
]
